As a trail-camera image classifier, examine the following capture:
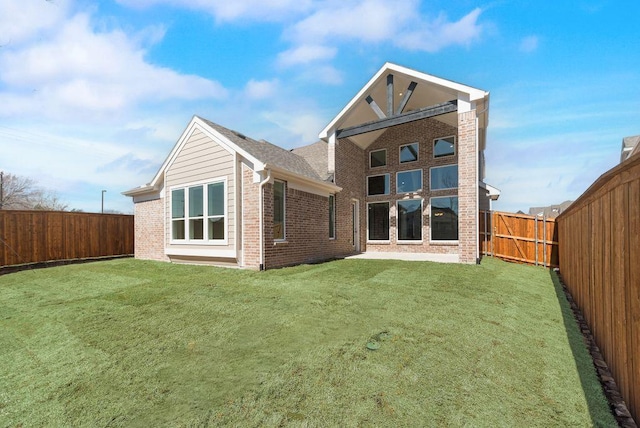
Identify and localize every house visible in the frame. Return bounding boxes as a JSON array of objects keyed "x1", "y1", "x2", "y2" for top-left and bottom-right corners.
[
  {"x1": 124, "y1": 63, "x2": 497, "y2": 269},
  {"x1": 528, "y1": 200, "x2": 573, "y2": 218},
  {"x1": 620, "y1": 135, "x2": 640, "y2": 163}
]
